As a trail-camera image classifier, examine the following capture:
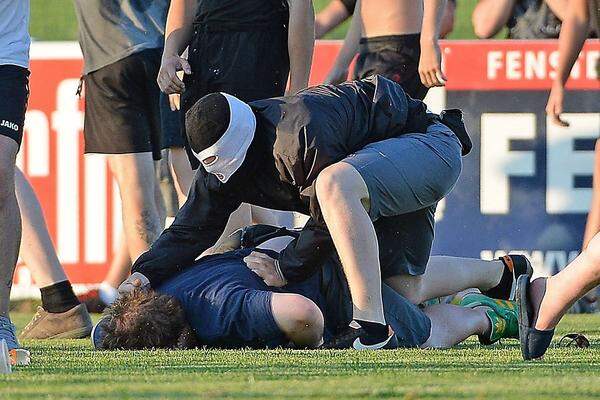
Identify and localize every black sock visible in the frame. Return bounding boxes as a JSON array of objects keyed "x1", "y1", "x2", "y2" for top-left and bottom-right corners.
[
  {"x1": 356, "y1": 320, "x2": 389, "y2": 345},
  {"x1": 483, "y1": 258, "x2": 513, "y2": 299},
  {"x1": 40, "y1": 280, "x2": 80, "y2": 313}
]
